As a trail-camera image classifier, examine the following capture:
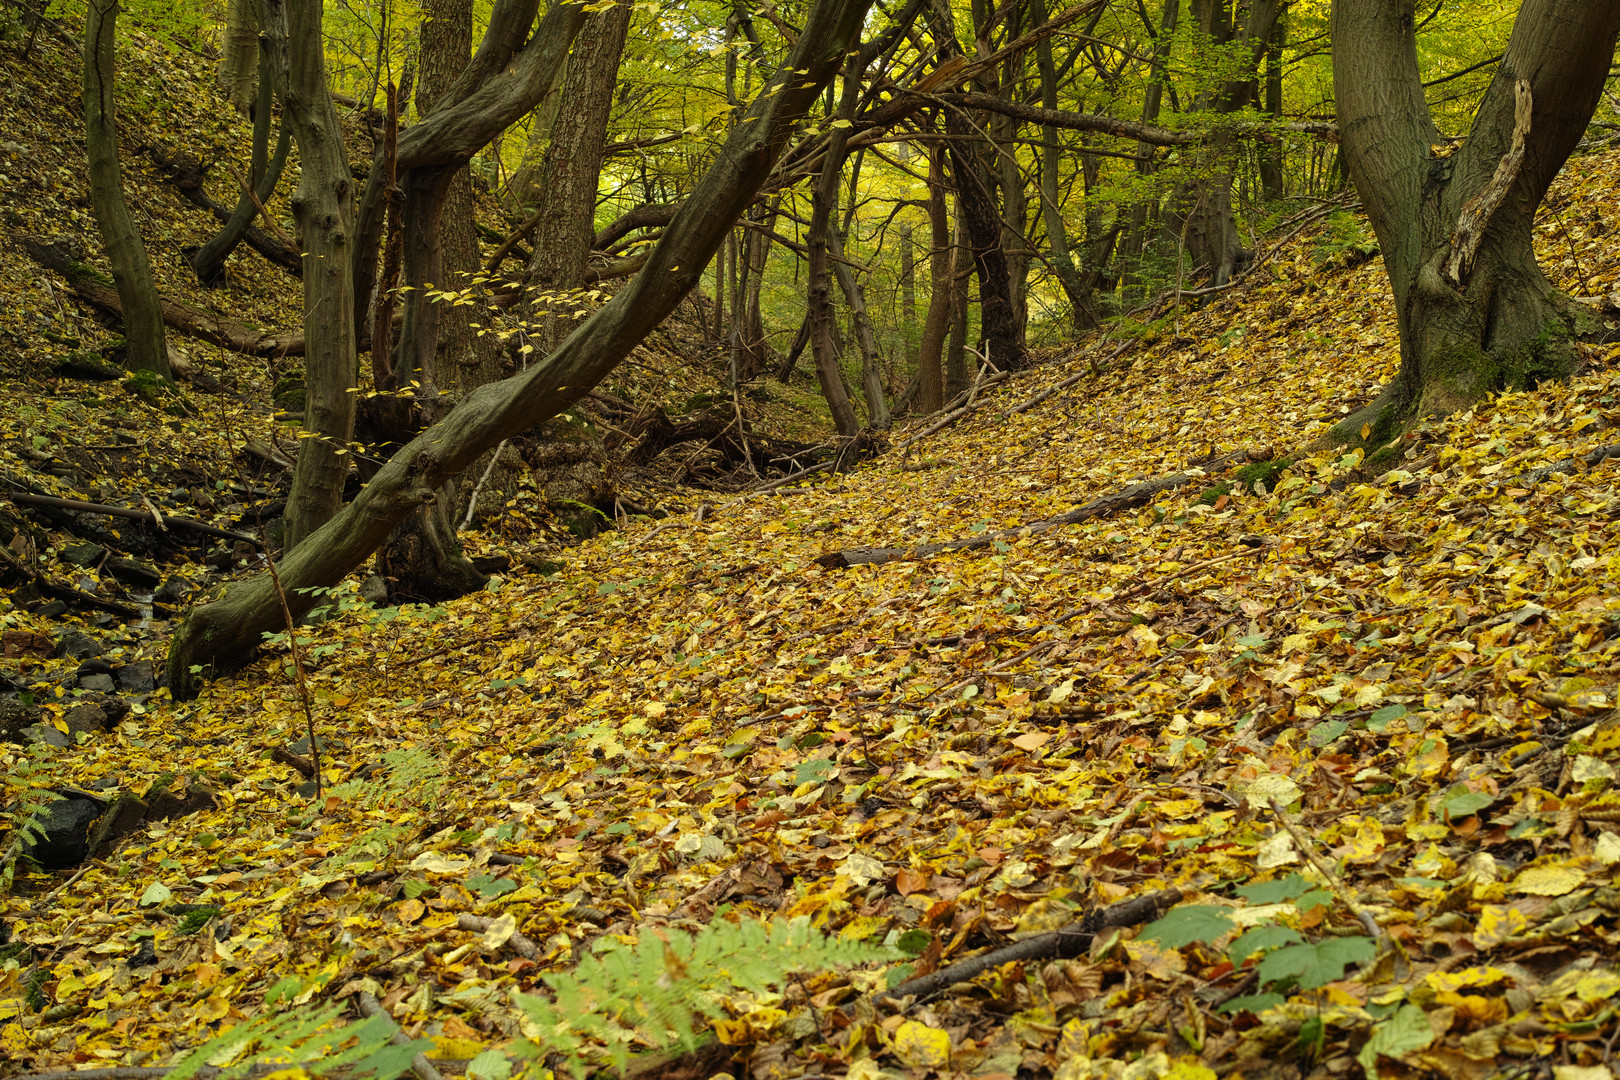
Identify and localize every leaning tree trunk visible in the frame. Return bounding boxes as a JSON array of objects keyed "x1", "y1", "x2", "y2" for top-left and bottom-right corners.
[
  {"x1": 190, "y1": 41, "x2": 293, "y2": 287},
  {"x1": 1330, "y1": 0, "x2": 1619, "y2": 450},
  {"x1": 944, "y1": 106, "x2": 1024, "y2": 371},
  {"x1": 167, "y1": 0, "x2": 877, "y2": 699},
  {"x1": 827, "y1": 229, "x2": 890, "y2": 429},
  {"x1": 83, "y1": 0, "x2": 171, "y2": 380},
  {"x1": 265, "y1": 0, "x2": 358, "y2": 550}
]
